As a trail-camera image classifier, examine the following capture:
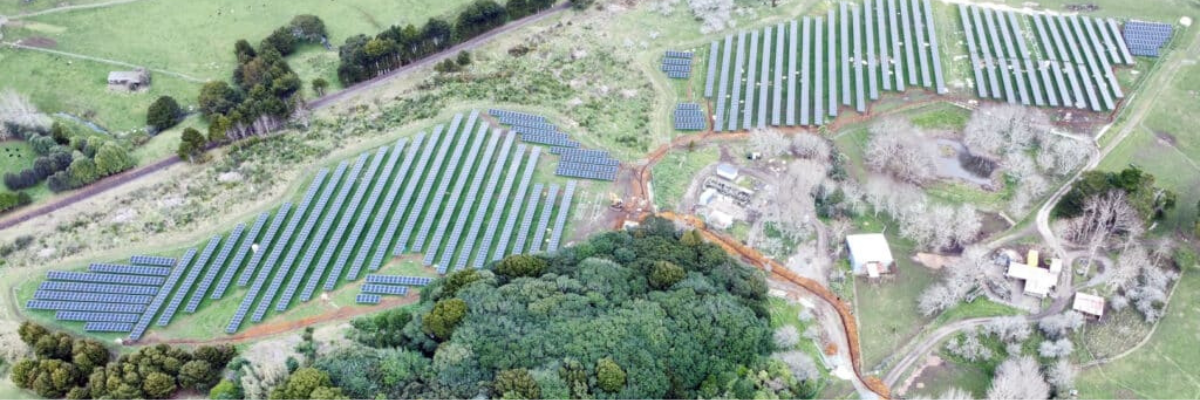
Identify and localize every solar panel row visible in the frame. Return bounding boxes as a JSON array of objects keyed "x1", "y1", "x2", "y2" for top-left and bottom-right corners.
[
  {"x1": 452, "y1": 134, "x2": 517, "y2": 271},
  {"x1": 413, "y1": 113, "x2": 478, "y2": 254},
  {"x1": 324, "y1": 145, "x2": 392, "y2": 291},
  {"x1": 355, "y1": 294, "x2": 381, "y2": 304},
  {"x1": 36, "y1": 290, "x2": 153, "y2": 304},
  {"x1": 55, "y1": 311, "x2": 140, "y2": 323},
  {"x1": 394, "y1": 121, "x2": 456, "y2": 257},
  {"x1": 85, "y1": 322, "x2": 134, "y2": 332},
  {"x1": 511, "y1": 183, "x2": 544, "y2": 255},
  {"x1": 437, "y1": 131, "x2": 509, "y2": 272},
  {"x1": 187, "y1": 223, "x2": 245, "y2": 312},
  {"x1": 130, "y1": 255, "x2": 175, "y2": 267},
  {"x1": 276, "y1": 160, "x2": 353, "y2": 311},
  {"x1": 128, "y1": 248, "x2": 196, "y2": 341},
  {"x1": 528, "y1": 185, "x2": 559, "y2": 254},
  {"x1": 426, "y1": 123, "x2": 493, "y2": 274},
  {"x1": 491, "y1": 149, "x2": 541, "y2": 263},
  {"x1": 365, "y1": 275, "x2": 434, "y2": 286},
  {"x1": 88, "y1": 263, "x2": 171, "y2": 276},
  {"x1": 157, "y1": 235, "x2": 221, "y2": 326},
  {"x1": 27, "y1": 301, "x2": 146, "y2": 313},
  {"x1": 301, "y1": 156, "x2": 368, "y2": 302},
  {"x1": 361, "y1": 284, "x2": 410, "y2": 296},
  {"x1": 546, "y1": 181, "x2": 576, "y2": 253},
  {"x1": 46, "y1": 271, "x2": 165, "y2": 286},
  {"x1": 250, "y1": 168, "x2": 332, "y2": 322},
  {"x1": 346, "y1": 138, "x2": 412, "y2": 282},
  {"x1": 40, "y1": 281, "x2": 158, "y2": 296}
]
